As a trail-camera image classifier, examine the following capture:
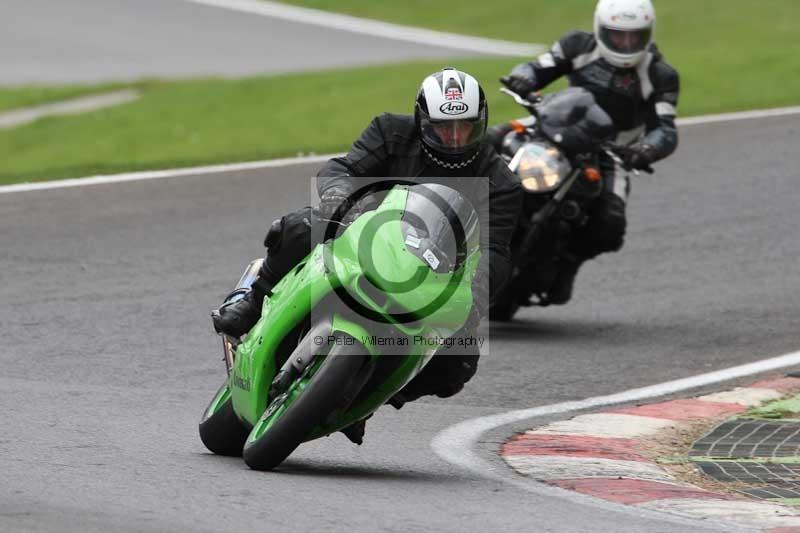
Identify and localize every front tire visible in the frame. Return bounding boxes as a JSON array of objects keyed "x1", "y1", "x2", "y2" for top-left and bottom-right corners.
[
  {"x1": 199, "y1": 382, "x2": 249, "y2": 457},
  {"x1": 242, "y1": 333, "x2": 370, "y2": 471}
]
